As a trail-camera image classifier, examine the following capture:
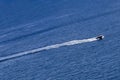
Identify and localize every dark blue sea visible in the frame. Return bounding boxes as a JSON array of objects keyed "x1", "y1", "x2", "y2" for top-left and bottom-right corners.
[{"x1": 0, "y1": 0, "x2": 120, "y2": 80}]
